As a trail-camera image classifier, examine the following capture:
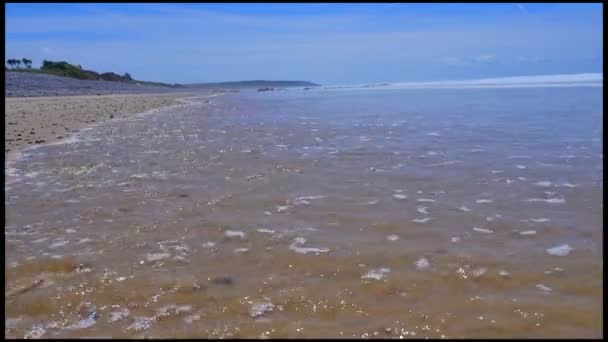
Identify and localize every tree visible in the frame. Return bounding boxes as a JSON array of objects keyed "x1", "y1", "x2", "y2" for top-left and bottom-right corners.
[
  {"x1": 22, "y1": 58, "x2": 32, "y2": 68},
  {"x1": 123, "y1": 72, "x2": 132, "y2": 80},
  {"x1": 7, "y1": 59, "x2": 15, "y2": 69},
  {"x1": 15, "y1": 60, "x2": 21, "y2": 68}
]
